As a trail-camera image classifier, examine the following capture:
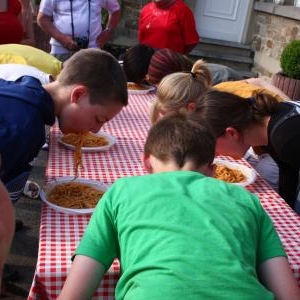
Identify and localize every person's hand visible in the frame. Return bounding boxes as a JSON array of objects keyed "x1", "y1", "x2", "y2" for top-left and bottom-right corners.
[
  {"x1": 61, "y1": 35, "x2": 79, "y2": 51},
  {"x1": 96, "y1": 29, "x2": 114, "y2": 49}
]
